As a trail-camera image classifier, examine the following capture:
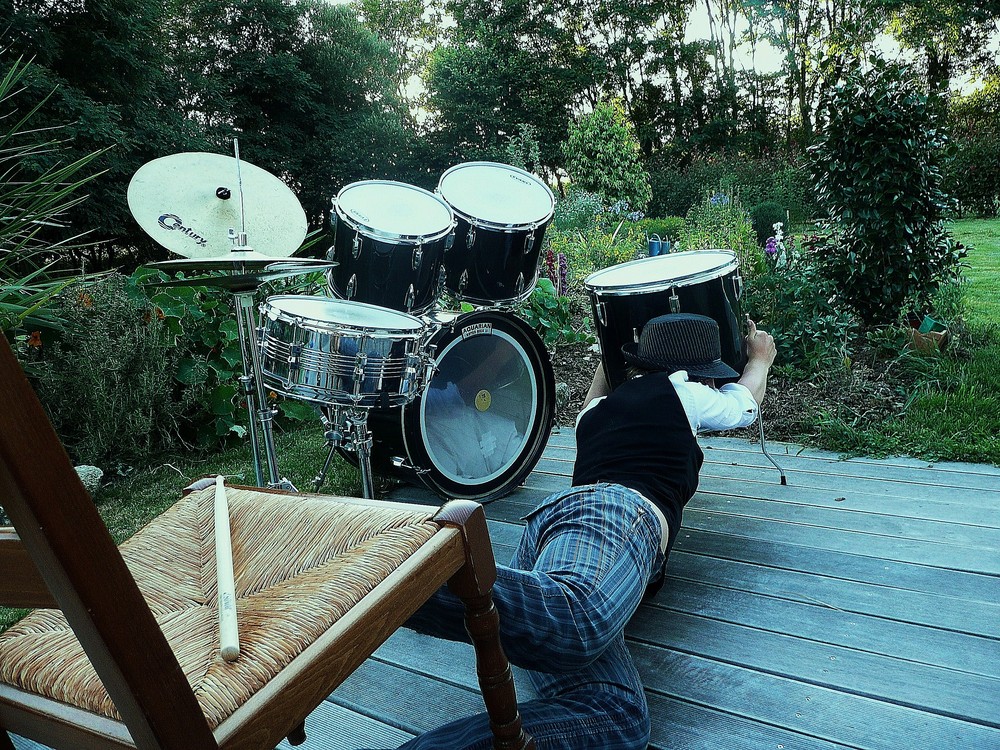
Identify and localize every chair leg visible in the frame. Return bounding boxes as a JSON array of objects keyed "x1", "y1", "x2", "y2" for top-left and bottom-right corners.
[{"x1": 435, "y1": 501, "x2": 535, "y2": 750}]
